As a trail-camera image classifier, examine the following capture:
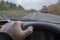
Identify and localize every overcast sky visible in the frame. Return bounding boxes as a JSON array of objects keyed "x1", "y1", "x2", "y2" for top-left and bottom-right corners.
[{"x1": 4, "y1": 0, "x2": 58, "y2": 10}]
